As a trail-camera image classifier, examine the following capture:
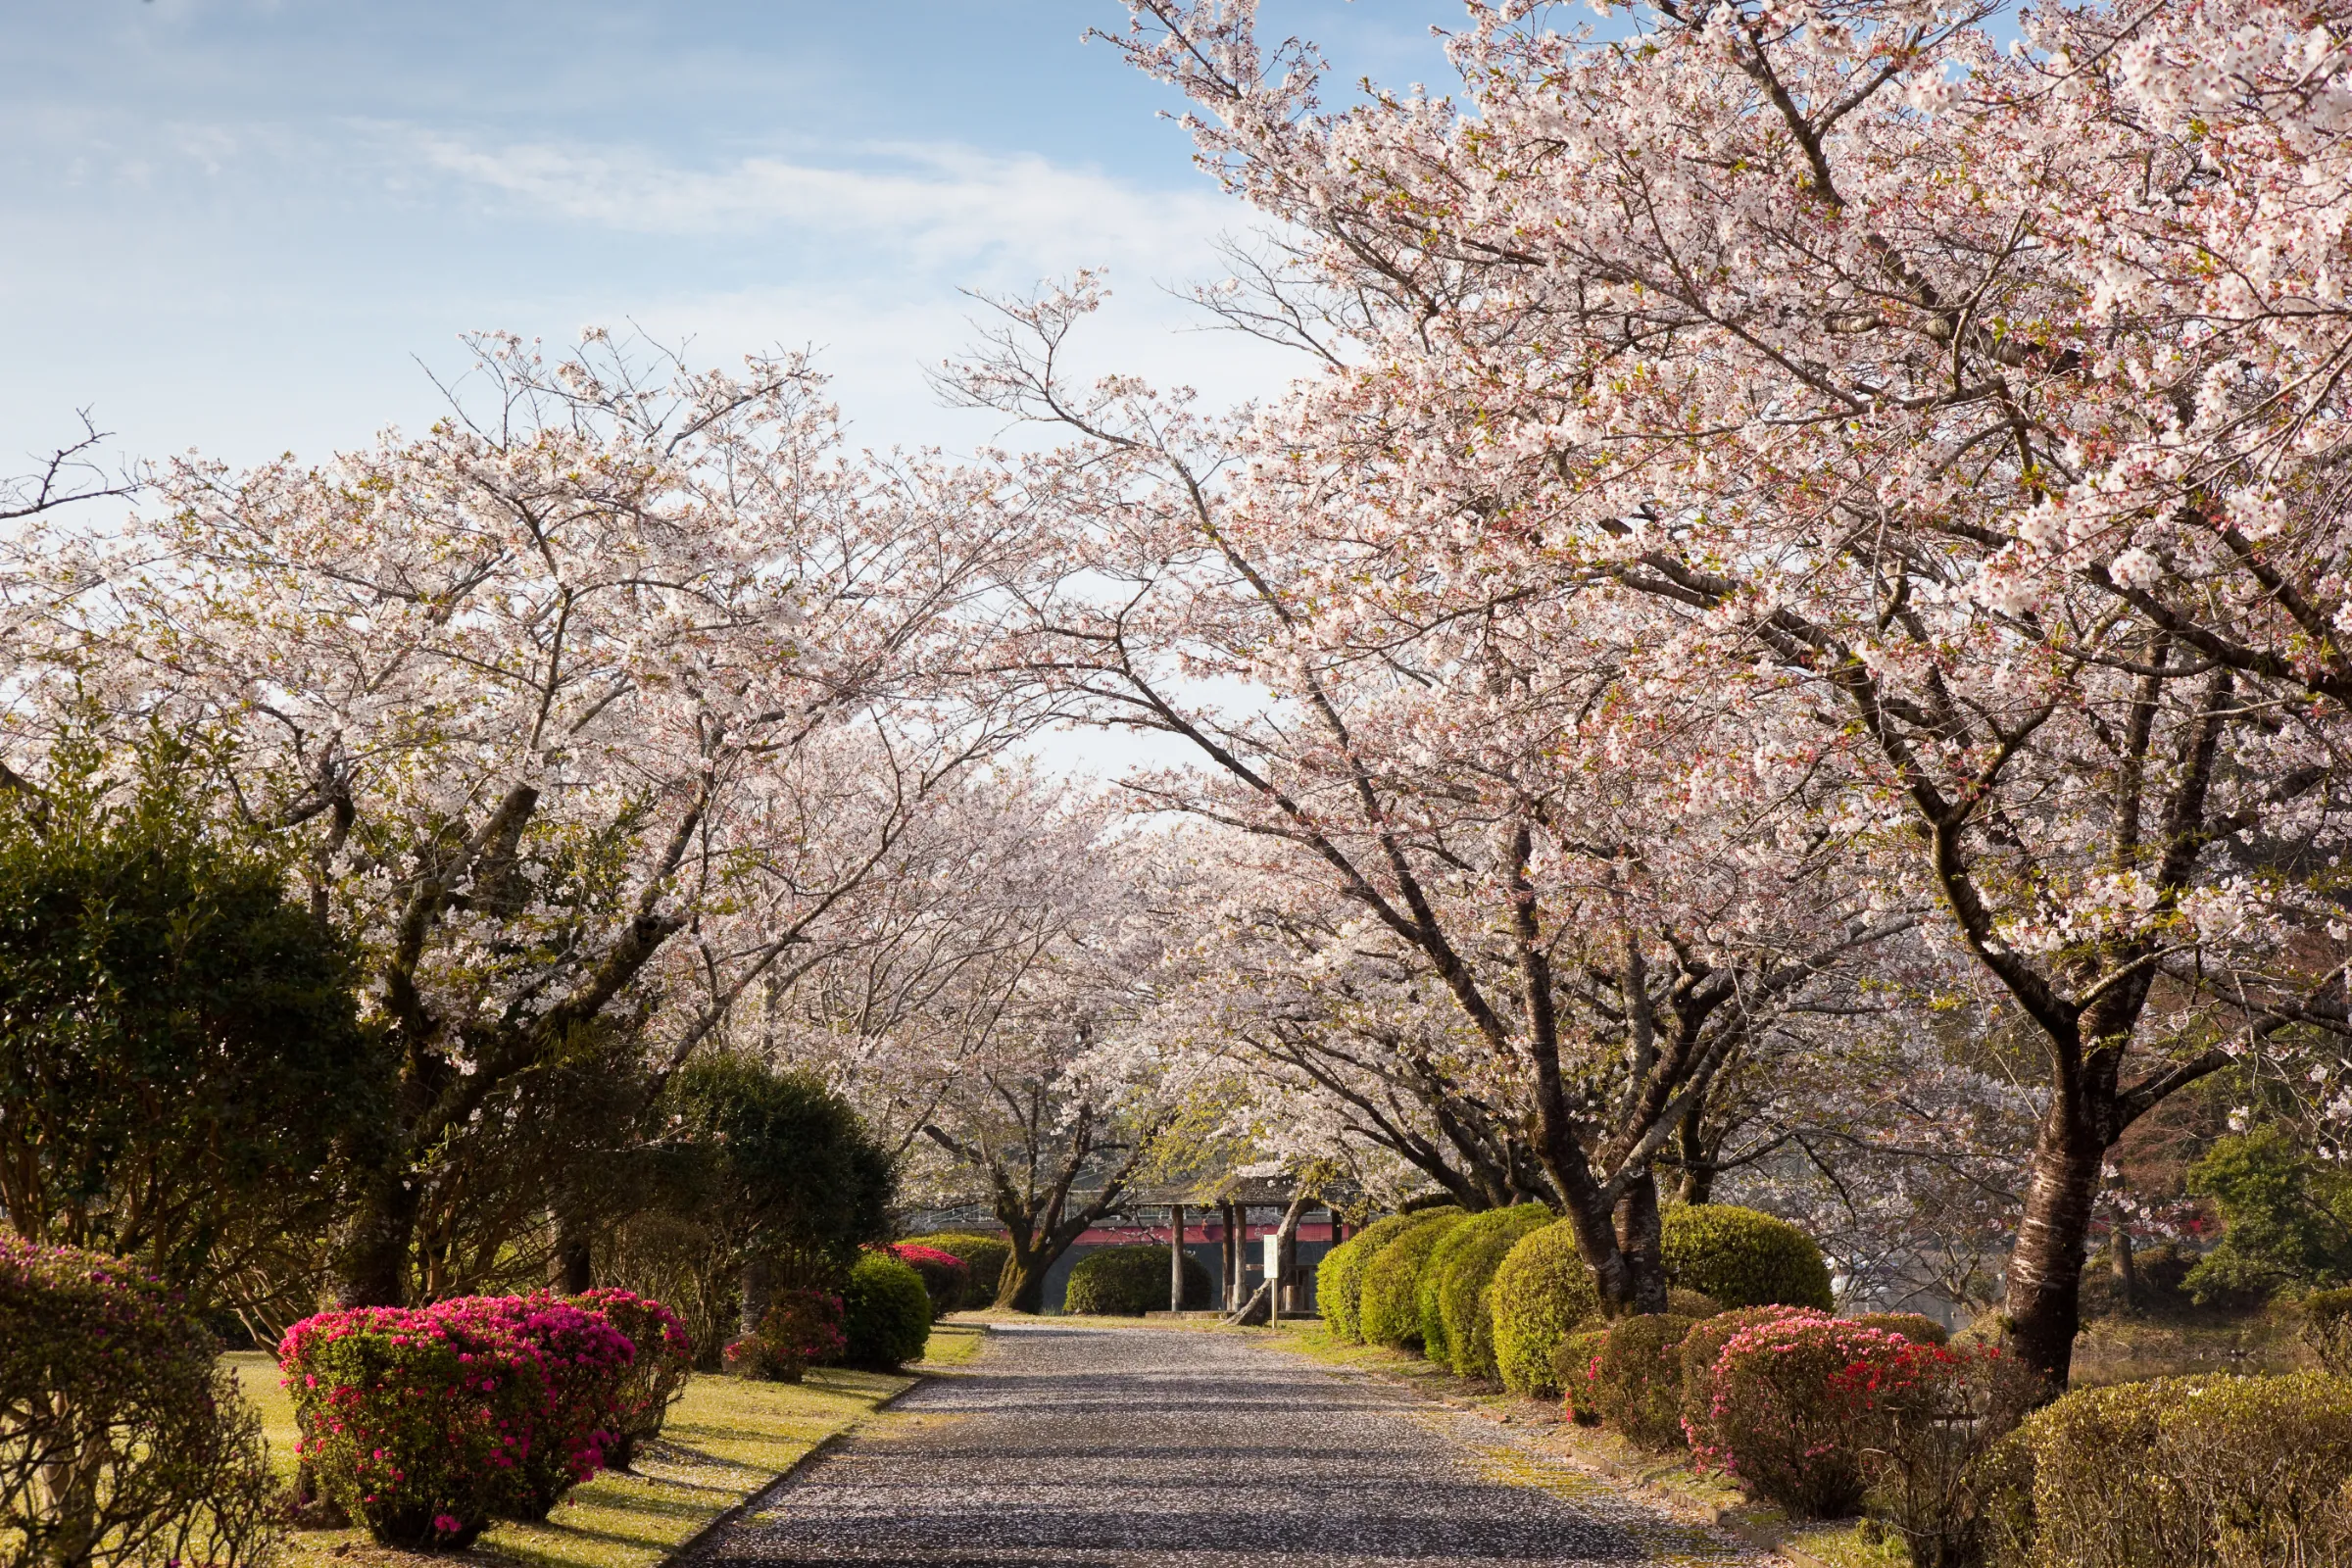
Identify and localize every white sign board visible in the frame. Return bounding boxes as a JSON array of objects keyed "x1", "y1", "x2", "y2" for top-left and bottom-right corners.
[{"x1": 1262, "y1": 1233, "x2": 1282, "y2": 1281}]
